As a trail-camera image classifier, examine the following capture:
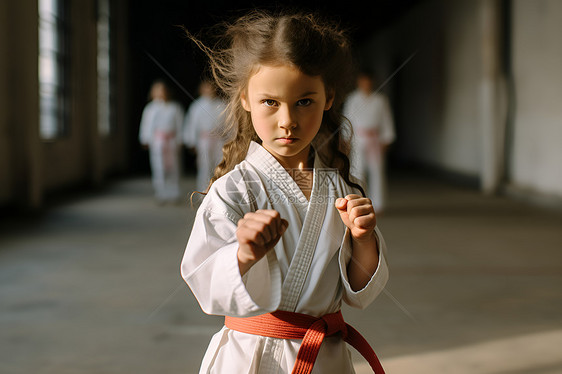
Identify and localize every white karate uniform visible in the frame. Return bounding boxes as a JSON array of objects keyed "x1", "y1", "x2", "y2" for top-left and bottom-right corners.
[
  {"x1": 343, "y1": 91, "x2": 395, "y2": 212},
  {"x1": 183, "y1": 96, "x2": 227, "y2": 191},
  {"x1": 181, "y1": 141, "x2": 389, "y2": 373},
  {"x1": 139, "y1": 99, "x2": 184, "y2": 202}
]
